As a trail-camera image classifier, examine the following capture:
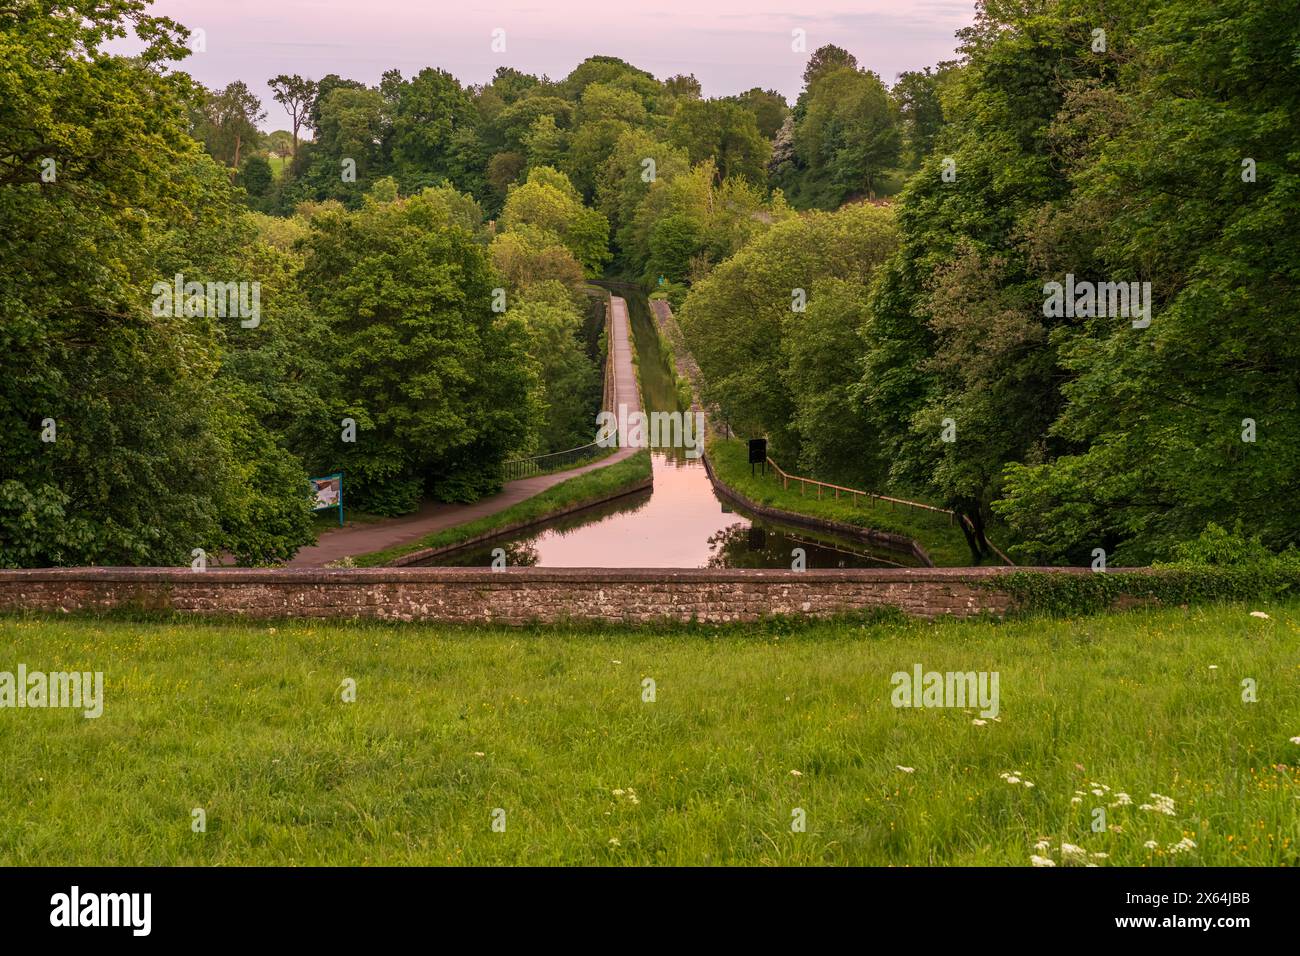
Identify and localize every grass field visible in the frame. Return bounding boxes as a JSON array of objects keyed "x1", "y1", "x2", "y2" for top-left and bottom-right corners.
[
  {"x1": 708, "y1": 438, "x2": 982, "y2": 567},
  {"x1": 2, "y1": 601, "x2": 1297, "y2": 866}
]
